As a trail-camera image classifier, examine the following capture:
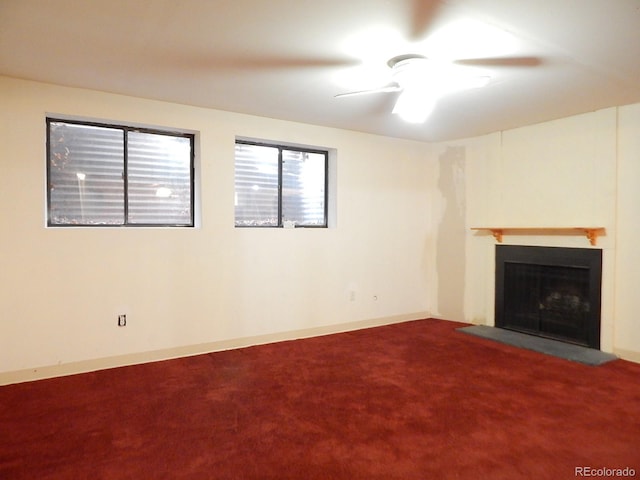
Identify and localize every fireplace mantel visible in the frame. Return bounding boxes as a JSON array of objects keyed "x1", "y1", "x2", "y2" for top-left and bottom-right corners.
[{"x1": 471, "y1": 227, "x2": 605, "y2": 246}]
